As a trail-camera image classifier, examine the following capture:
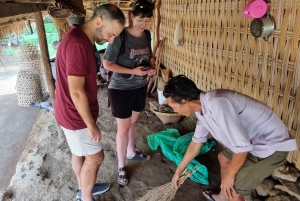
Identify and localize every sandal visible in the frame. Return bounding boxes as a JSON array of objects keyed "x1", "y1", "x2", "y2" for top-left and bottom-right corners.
[
  {"x1": 127, "y1": 151, "x2": 151, "y2": 161},
  {"x1": 203, "y1": 191, "x2": 216, "y2": 201},
  {"x1": 117, "y1": 167, "x2": 128, "y2": 186}
]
